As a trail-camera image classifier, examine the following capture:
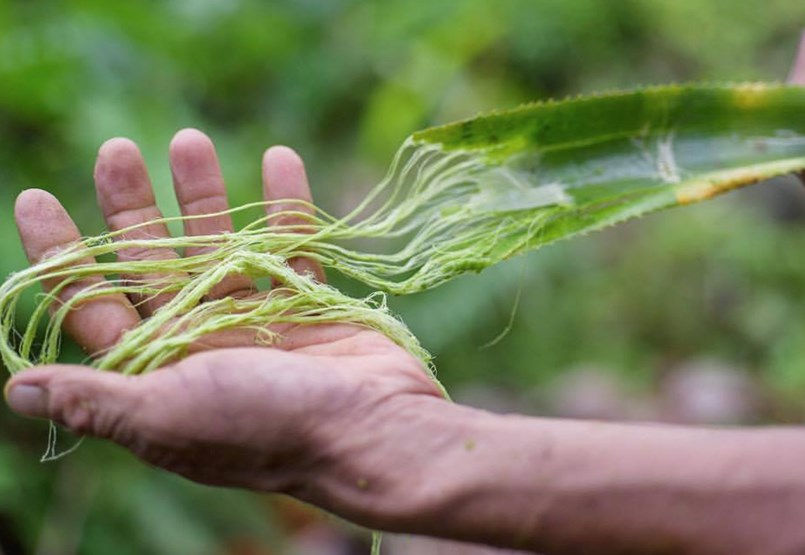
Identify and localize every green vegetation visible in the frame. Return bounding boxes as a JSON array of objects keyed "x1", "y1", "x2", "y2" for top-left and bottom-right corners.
[
  {"x1": 3, "y1": 85, "x2": 805, "y2": 384},
  {"x1": 1, "y1": 1, "x2": 805, "y2": 553}
]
